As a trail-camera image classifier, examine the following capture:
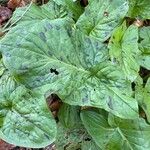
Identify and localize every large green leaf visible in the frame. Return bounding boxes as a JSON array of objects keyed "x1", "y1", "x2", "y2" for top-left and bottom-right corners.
[
  {"x1": 58, "y1": 103, "x2": 82, "y2": 128},
  {"x1": 109, "y1": 22, "x2": 140, "y2": 81},
  {"x1": 81, "y1": 140, "x2": 100, "y2": 150},
  {"x1": 56, "y1": 122, "x2": 100, "y2": 150},
  {"x1": 135, "y1": 78, "x2": 150, "y2": 123},
  {"x1": 11, "y1": 1, "x2": 68, "y2": 24},
  {"x1": 0, "y1": 73, "x2": 57, "y2": 148},
  {"x1": 108, "y1": 114, "x2": 150, "y2": 150},
  {"x1": 11, "y1": 0, "x2": 83, "y2": 24},
  {"x1": 139, "y1": 27, "x2": 150, "y2": 70},
  {"x1": 0, "y1": 18, "x2": 138, "y2": 119},
  {"x1": 81, "y1": 109, "x2": 150, "y2": 150},
  {"x1": 128, "y1": 0, "x2": 150, "y2": 19},
  {"x1": 53, "y1": 0, "x2": 83, "y2": 20},
  {"x1": 76, "y1": 0, "x2": 129, "y2": 42}
]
